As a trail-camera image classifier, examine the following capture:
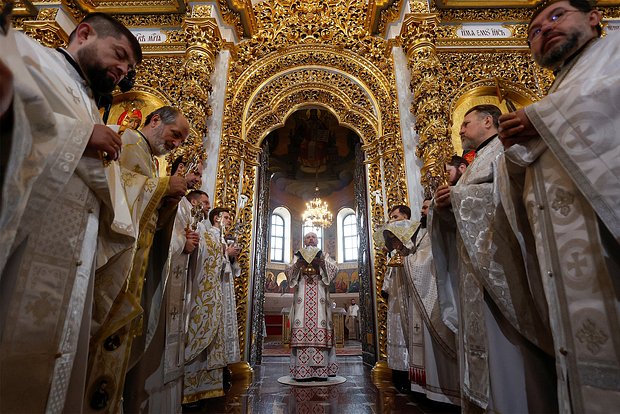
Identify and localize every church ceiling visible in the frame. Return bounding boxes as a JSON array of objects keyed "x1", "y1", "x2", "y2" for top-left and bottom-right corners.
[{"x1": 267, "y1": 108, "x2": 357, "y2": 201}]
